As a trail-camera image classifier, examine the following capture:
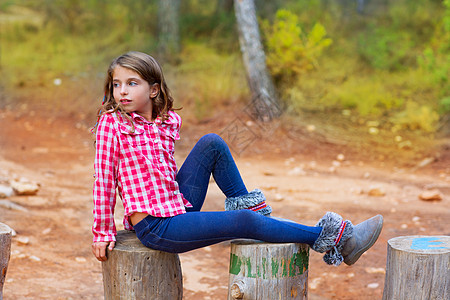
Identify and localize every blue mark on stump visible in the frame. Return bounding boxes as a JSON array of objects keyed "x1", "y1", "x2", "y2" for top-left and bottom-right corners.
[{"x1": 411, "y1": 237, "x2": 447, "y2": 250}]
